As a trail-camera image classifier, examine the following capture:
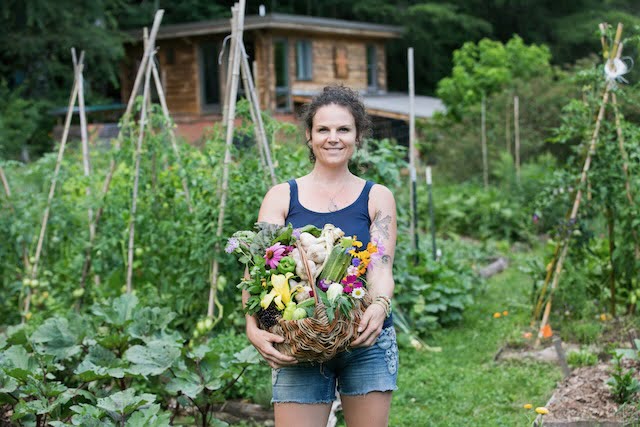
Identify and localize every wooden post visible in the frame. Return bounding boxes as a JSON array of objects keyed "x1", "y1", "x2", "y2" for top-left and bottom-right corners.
[
  {"x1": 505, "y1": 96, "x2": 511, "y2": 155},
  {"x1": 426, "y1": 167, "x2": 437, "y2": 261},
  {"x1": 514, "y1": 95, "x2": 520, "y2": 184},
  {"x1": 0, "y1": 166, "x2": 11, "y2": 199},
  {"x1": 126, "y1": 40, "x2": 155, "y2": 294},
  {"x1": 209, "y1": 0, "x2": 246, "y2": 319},
  {"x1": 481, "y1": 94, "x2": 488, "y2": 189},
  {"x1": 408, "y1": 47, "x2": 418, "y2": 251},
  {"x1": 222, "y1": 5, "x2": 239, "y2": 125}
]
